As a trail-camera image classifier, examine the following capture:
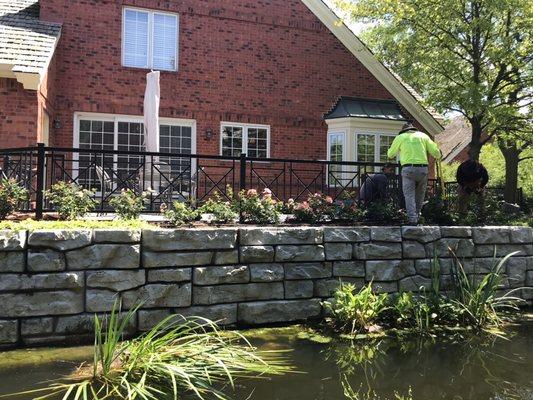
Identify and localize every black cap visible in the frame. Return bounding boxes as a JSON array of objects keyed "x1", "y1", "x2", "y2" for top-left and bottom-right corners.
[{"x1": 399, "y1": 122, "x2": 417, "y2": 133}]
